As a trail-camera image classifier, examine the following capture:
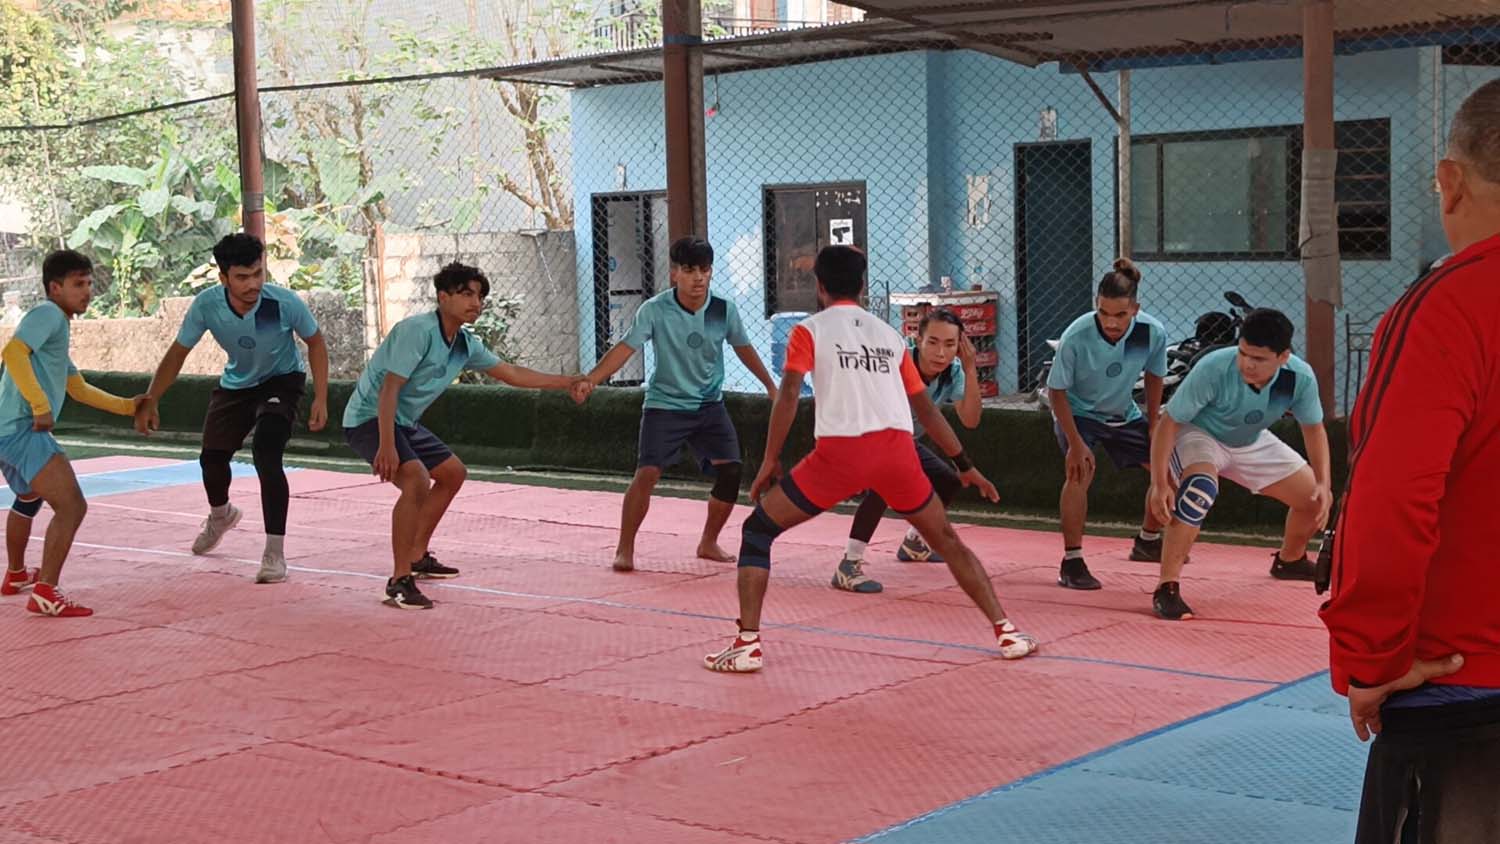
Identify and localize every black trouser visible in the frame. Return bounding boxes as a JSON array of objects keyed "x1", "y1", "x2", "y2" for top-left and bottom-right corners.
[
  {"x1": 199, "y1": 372, "x2": 304, "y2": 536},
  {"x1": 848, "y1": 440, "x2": 959, "y2": 543},
  {"x1": 1356, "y1": 696, "x2": 1500, "y2": 844}
]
